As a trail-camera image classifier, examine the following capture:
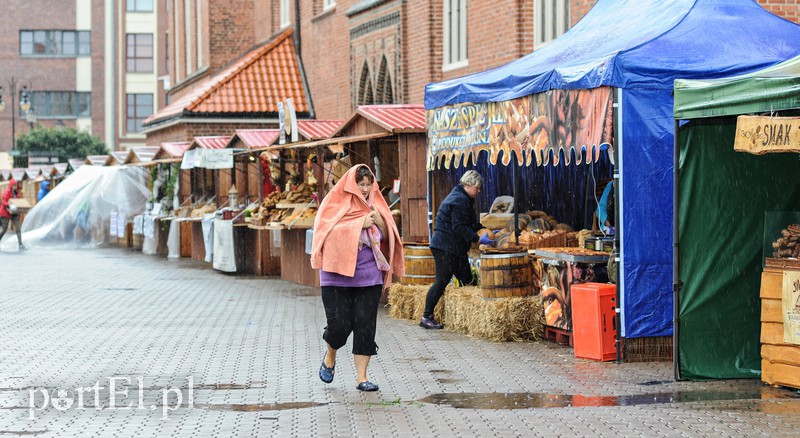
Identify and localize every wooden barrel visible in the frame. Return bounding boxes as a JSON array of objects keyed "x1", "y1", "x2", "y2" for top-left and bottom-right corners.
[
  {"x1": 480, "y1": 252, "x2": 534, "y2": 298},
  {"x1": 401, "y1": 245, "x2": 436, "y2": 285}
]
